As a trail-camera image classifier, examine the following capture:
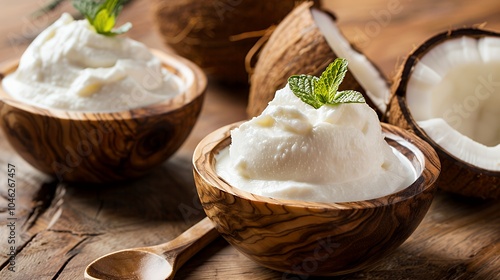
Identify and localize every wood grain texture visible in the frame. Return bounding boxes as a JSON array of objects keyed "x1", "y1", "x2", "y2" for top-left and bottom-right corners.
[
  {"x1": 0, "y1": 51, "x2": 207, "y2": 183},
  {"x1": 151, "y1": 0, "x2": 315, "y2": 84},
  {"x1": 388, "y1": 28, "x2": 500, "y2": 199},
  {"x1": 247, "y1": 2, "x2": 387, "y2": 119},
  {"x1": 193, "y1": 122, "x2": 440, "y2": 276}
]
